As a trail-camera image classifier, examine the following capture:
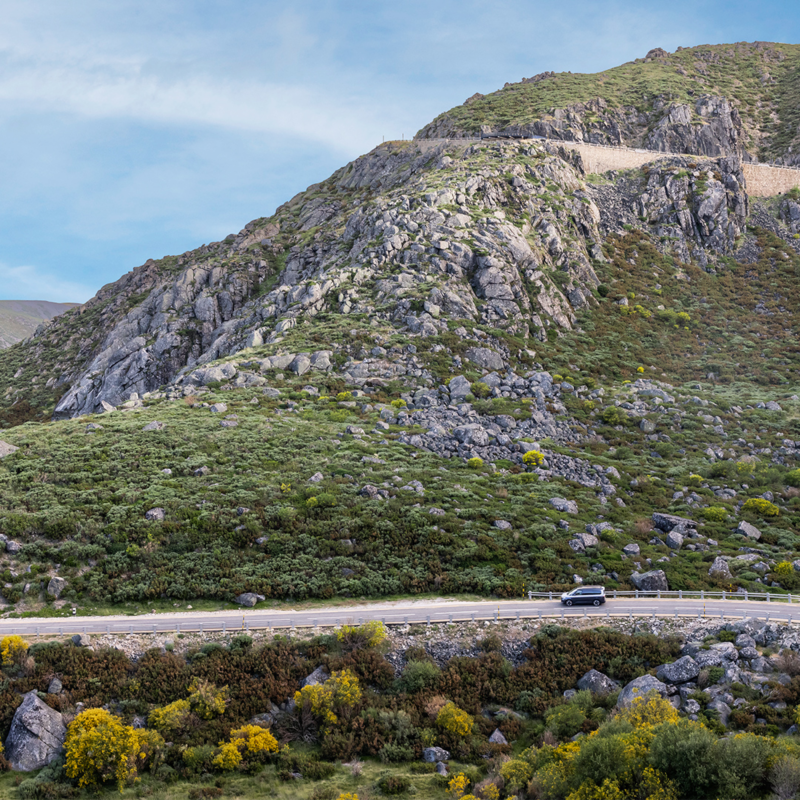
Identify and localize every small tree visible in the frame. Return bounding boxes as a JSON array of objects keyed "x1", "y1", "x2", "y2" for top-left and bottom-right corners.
[
  {"x1": 522, "y1": 449, "x2": 545, "y2": 468},
  {"x1": 64, "y1": 709, "x2": 140, "y2": 790},
  {"x1": 229, "y1": 724, "x2": 279, "y2": 755},
  {"x1": 437, "y1": 701, "x2": 474, "y2": 738},
  {"x1": 0, "y1": 635, "x2": 27, "y2": 667},
  {"x1": 188, "y1": 678, "x2": 228, "y2": 719}
]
